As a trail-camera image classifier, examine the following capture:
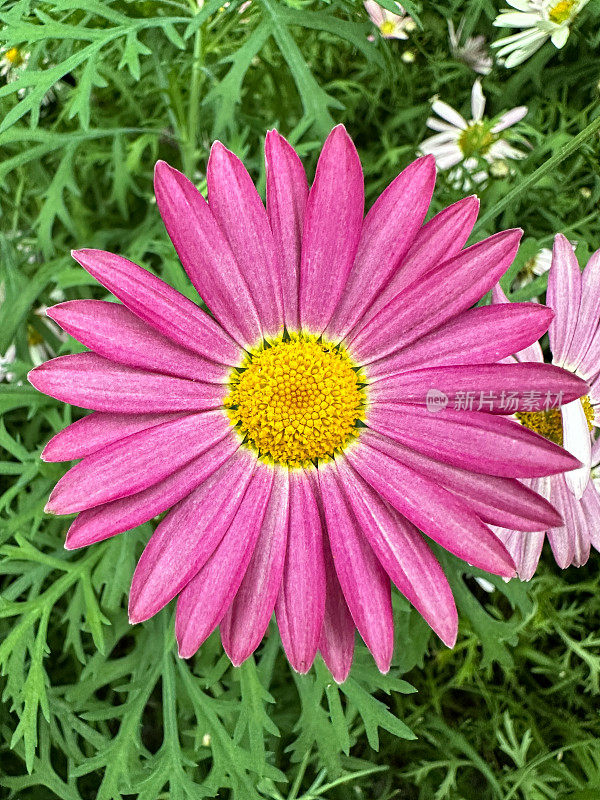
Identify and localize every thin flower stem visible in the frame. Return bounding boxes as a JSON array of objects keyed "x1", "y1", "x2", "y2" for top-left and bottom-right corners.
[
  {"x1": 474, "y1": 109, "x2": 600, "y2": 232},
  {"x1": 184, "y1": 23, "x2": 205, "y2": 176}
]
